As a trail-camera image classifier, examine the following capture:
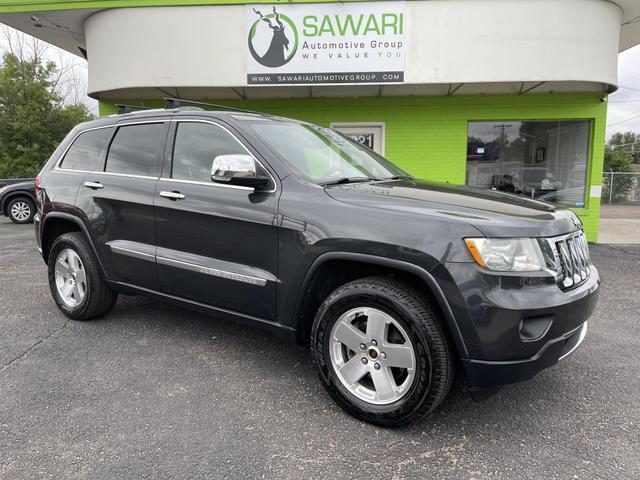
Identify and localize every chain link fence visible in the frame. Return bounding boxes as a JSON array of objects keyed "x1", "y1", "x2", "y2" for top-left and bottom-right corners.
[{"x1": 602, "y1": 172, "x2": 640, "y2": 204}]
